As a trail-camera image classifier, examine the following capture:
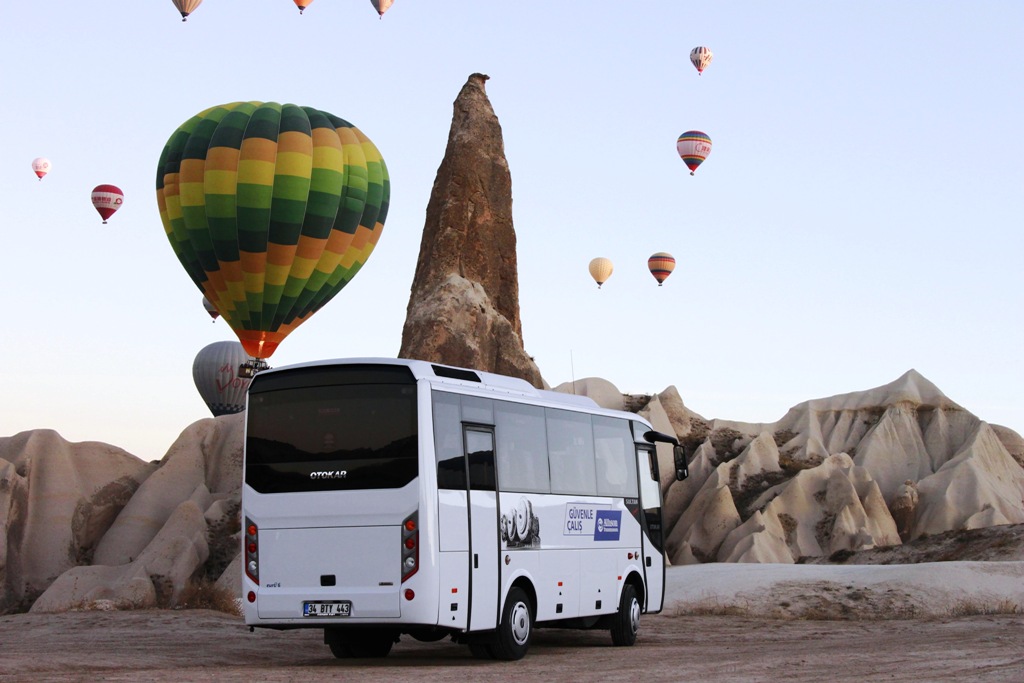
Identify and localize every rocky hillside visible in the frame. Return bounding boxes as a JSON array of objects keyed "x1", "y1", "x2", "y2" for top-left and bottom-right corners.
[
  {"x1": 800, "y1": 522, "x2": 1024, "y2": 564},
  {"x1": 560, "y1": 370, "x2": 1024, "y2": 566},
  {"x1": 3, "y1": 370, "x2": 1022, "y2": 614},
  {"x1": 1, "y1": 416, "x2": 244, "y2": 614}
]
